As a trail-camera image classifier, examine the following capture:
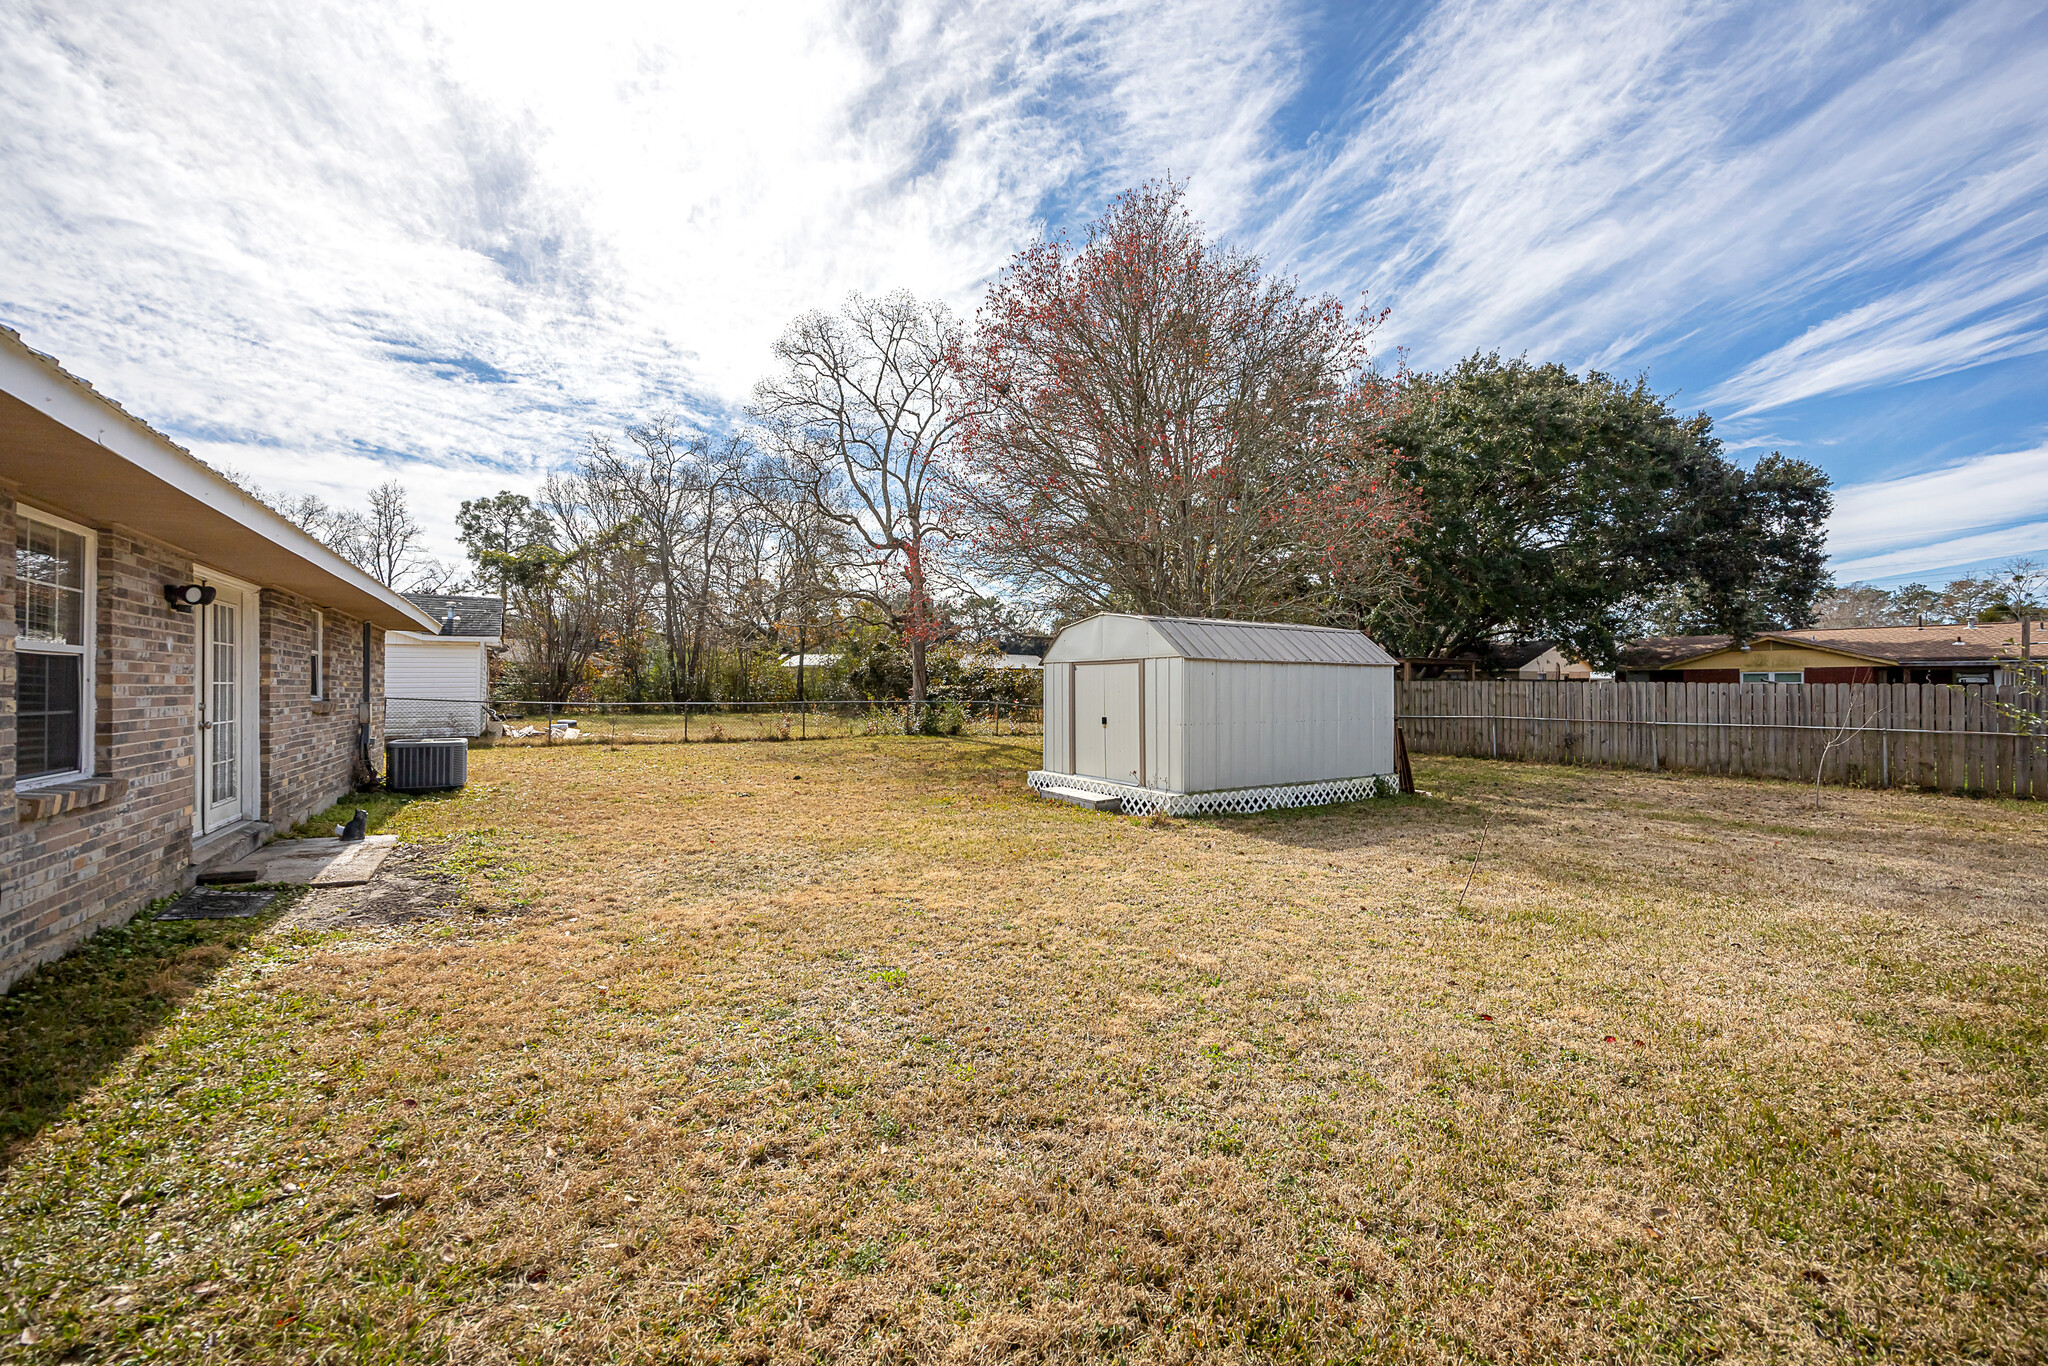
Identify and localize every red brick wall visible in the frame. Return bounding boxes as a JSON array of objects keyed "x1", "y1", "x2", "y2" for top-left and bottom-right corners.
[
  {"x1": 3, "y1": 492, "x2": 385, "y2": 990},
  {"x1": 260, "y1": 590, "x2": 381, "y2": 832},
  {"x1": 1677, "y1": 669, "x2": 1740, "y2": 683},
  {"x1": 3, "y1": 516, "x2": 199, "y2": 990},
  {"x1": 1806, "y1": 666, "x2": 1879, "y2": 684}
]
